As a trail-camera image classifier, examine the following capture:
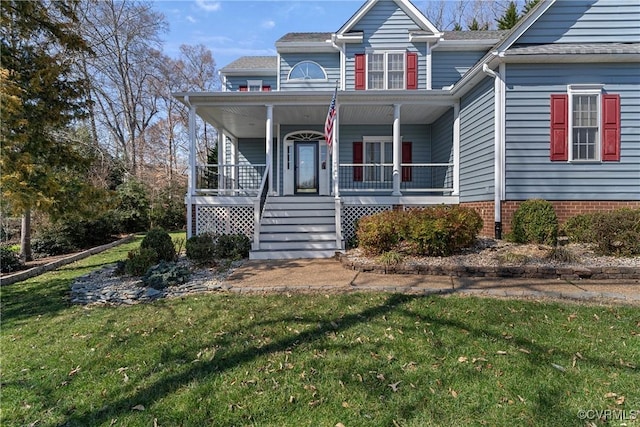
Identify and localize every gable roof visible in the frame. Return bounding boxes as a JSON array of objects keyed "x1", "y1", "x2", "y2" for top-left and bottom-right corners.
[
  {"x1": 220, "y1": 56, "x2": 277, "y2": 75},
  {"x1": 277, "y1": 32, "x2": 333, "y2": 43},
  {"x1": 336, "y1": 0, "x2": 440, "y2": 37}
]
